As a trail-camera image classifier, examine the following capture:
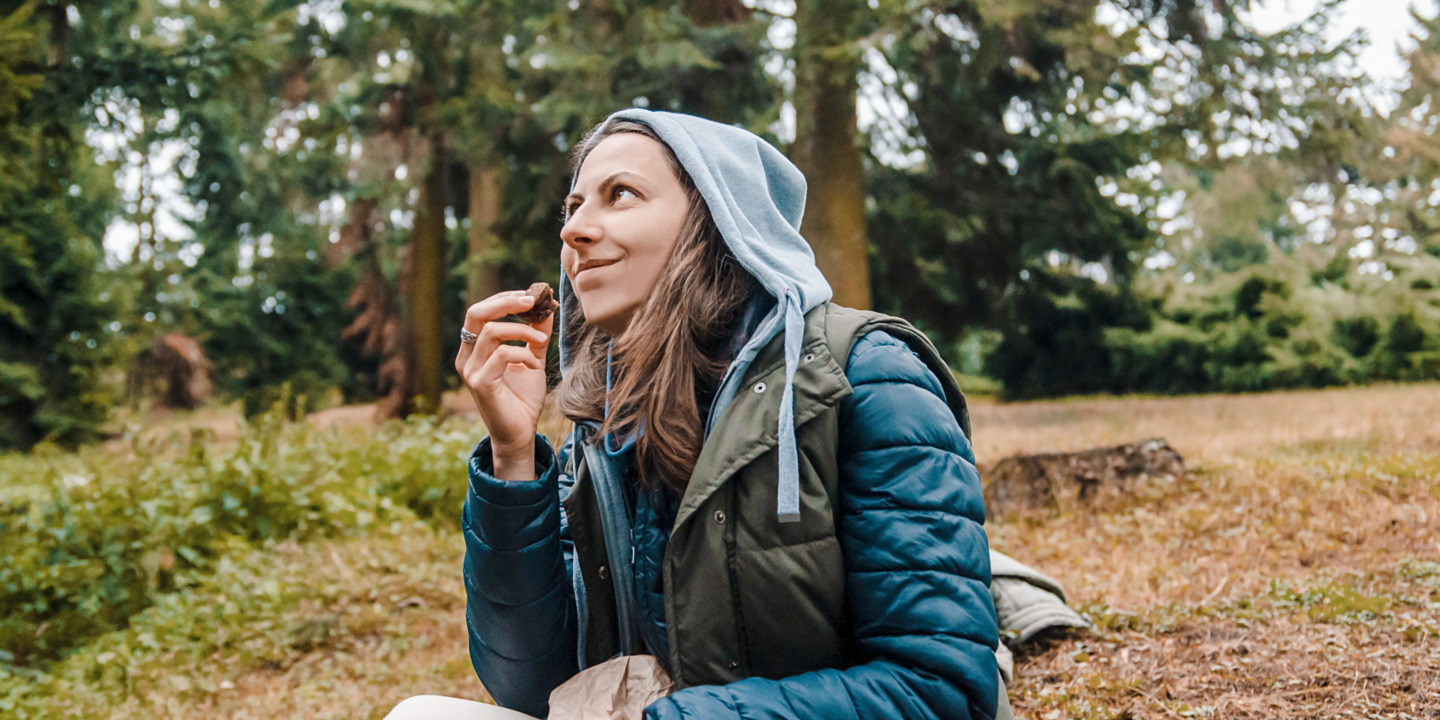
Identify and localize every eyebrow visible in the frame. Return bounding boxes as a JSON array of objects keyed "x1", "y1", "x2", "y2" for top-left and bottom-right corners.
[{"x1": 563, "y1": 170, "x2": 650, "y2": 210}]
